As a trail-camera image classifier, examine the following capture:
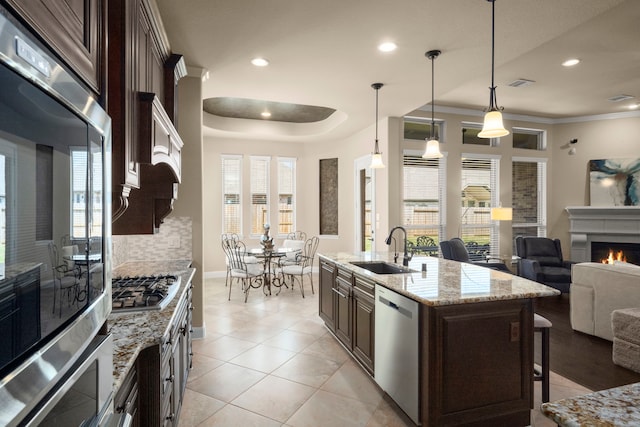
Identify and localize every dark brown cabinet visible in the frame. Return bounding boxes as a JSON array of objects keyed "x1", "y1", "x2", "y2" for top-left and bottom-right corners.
[
  {"x1": 420, "y1": 299, "x2": 533, "y2": 426},
  {"x1": 352, "y1": 276, "x2": 375, "y2": 374},
  {"x1": 318, "y1": 258, "x2": 375, "y2": 375},
  {"x1": 334, "y1": 268, "x2": 353, "y2": 349},
  {"x1": 4, "y1": 0, "x2": 104, "y2": 94},
  {"x1": 107, "y1": 0, "x2": 185, "y2": 233},
  {"x1": 318, "y1": 259, "x2": 335, "y2": 331},
  {"x1": 133, "y1": 282, "x2": 192, "y2": 426}
]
